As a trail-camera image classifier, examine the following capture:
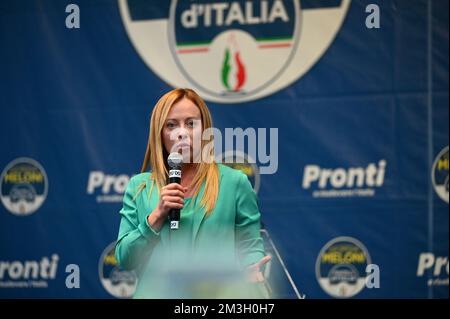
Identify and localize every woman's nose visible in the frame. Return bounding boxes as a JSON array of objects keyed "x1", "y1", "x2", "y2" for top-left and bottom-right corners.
[{"x1": 177, "y1": 127, "x2": 189, "y2": 140}]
